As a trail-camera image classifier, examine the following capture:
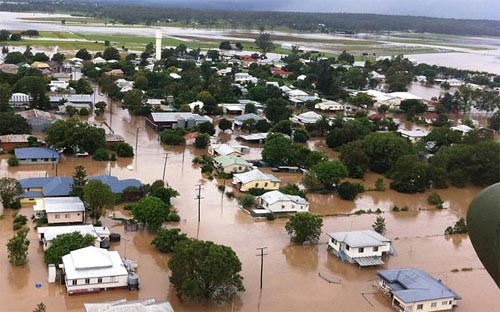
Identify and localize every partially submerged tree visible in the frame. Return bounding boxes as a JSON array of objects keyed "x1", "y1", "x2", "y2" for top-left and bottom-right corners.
[
  {"x1": 372, "y1": 216, "x2": 386, "y2": 235},
  {"x1": 44, "y1": 232, "x2": 96, "y2": 264},
  {"x1": 151, "y1": 228, "x2": 188, "y2": 253},
  {"x1": 0, "y1": 177, "x2": 22, "y2": 209},
  {"x1": 285, "y1": 212, "x2": 323, "y2": 244},
  {"x1": 83, "y1": 180, "x2": 114, "y2": 224},
  {"x1": 168, "y1": 239, "x2": 245, "y2": 304},
  {"x1": 7, "y1": 227, "x2": 30, "y2": 266},
  {"x1": 70, "y1": 165, "x2": 88, "y2": 198},
  {"x1": 132, "y1": 196, "x2": 170, "y2": 232}
]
